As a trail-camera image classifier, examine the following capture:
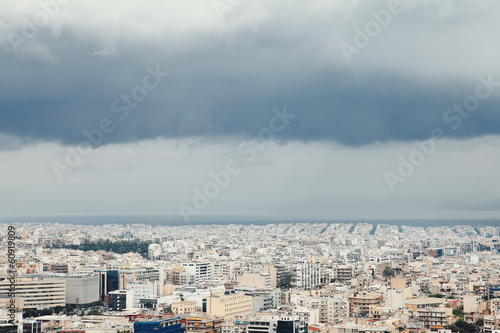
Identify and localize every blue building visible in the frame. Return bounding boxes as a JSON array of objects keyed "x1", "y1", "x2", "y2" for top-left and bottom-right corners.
[
  {"x1": 95, "y1": 270, "x2": 120, "y2": 301},
  {"x1": 134, "y1": 316, "x2": 182, "y2": 333},
  {"x1": 488, "y1": 283, "x2": 500, "y2": 299}
]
